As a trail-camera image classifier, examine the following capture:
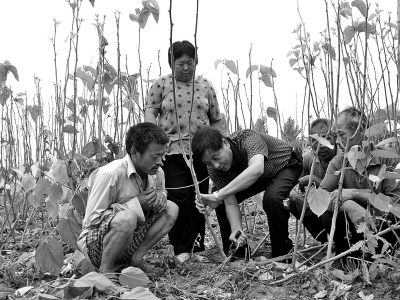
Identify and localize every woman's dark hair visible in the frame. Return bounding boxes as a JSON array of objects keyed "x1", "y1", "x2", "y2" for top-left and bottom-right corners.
[
  {"x1": 310, "y1": 118, "x2": 330, "y2": 131},
  {"x1": 126, "y1": 122, "x2": 169, "y2": 155},
  {"x1": 168, "y1": 40, "x2": 197, "y2": 67},
  {"x1": 337, "y1": 106, "x2": 367, "y2": 132},
  {"x1": 192, "y1": 126, "x2": 224, "y2": 161}
]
